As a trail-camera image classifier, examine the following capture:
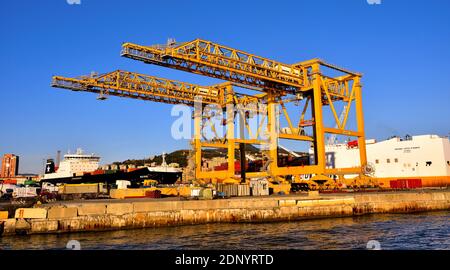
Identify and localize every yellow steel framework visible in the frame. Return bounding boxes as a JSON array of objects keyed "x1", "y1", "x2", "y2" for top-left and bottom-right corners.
[
  {"x1": 52, "y1": 38, "x2": 373, "y2": 188},
  {"x1": 120, "y1": 39, "x2": 370, "y2": 187},
  {"x1": 52, "y1": 70, "x2": 226, "y2": 106},
  {"x1": 52, "y1": 70, "x2": 264, "y2": 183},
  {"x1": 121, "y1": 39, "x2": 309, "y2": 93}
]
